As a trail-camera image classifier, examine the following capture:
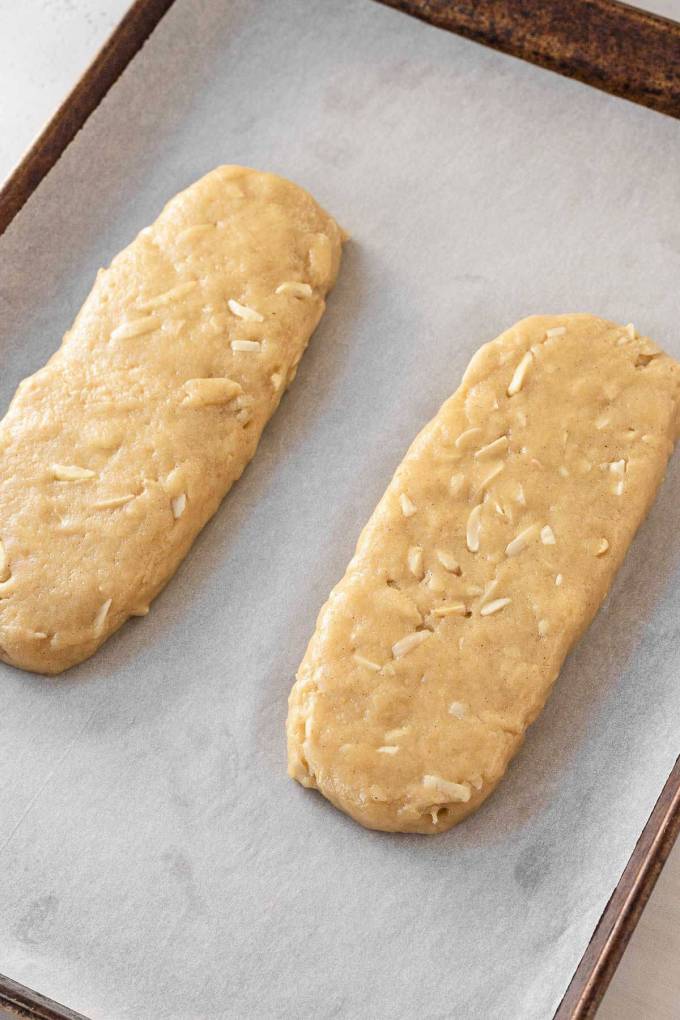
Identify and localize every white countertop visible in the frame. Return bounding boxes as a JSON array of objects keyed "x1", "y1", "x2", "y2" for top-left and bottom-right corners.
[{"x1": 0, "y1": 2, "x2": 679, "y2": 1018}]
